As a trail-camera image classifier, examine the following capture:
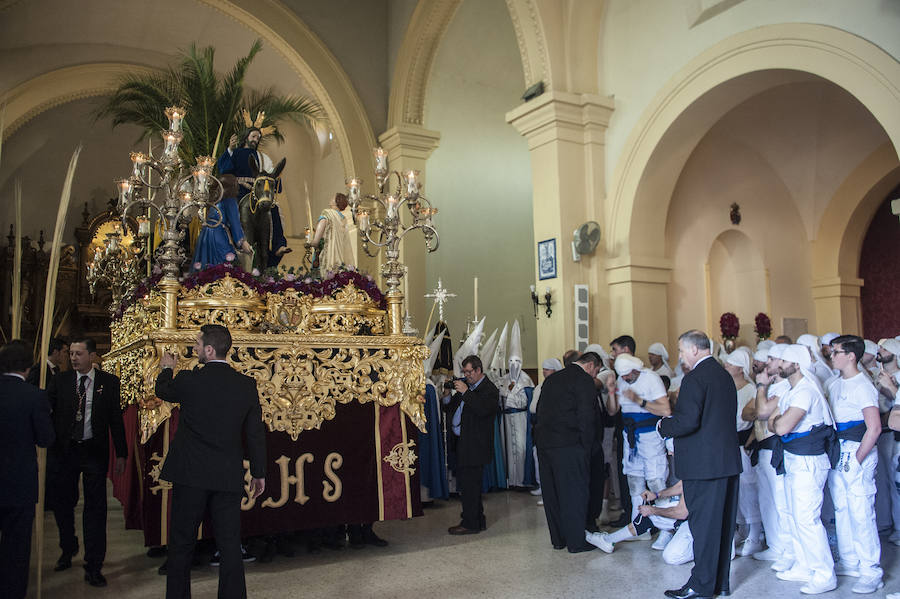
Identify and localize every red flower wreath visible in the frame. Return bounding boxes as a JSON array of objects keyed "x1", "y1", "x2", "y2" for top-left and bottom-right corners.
[
  {"x1": 754, "y1": 312, "x2": 772, "y2": 340},
  {"x1": 719, "y1": 312, "x2": 740, "y2": 339}
]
